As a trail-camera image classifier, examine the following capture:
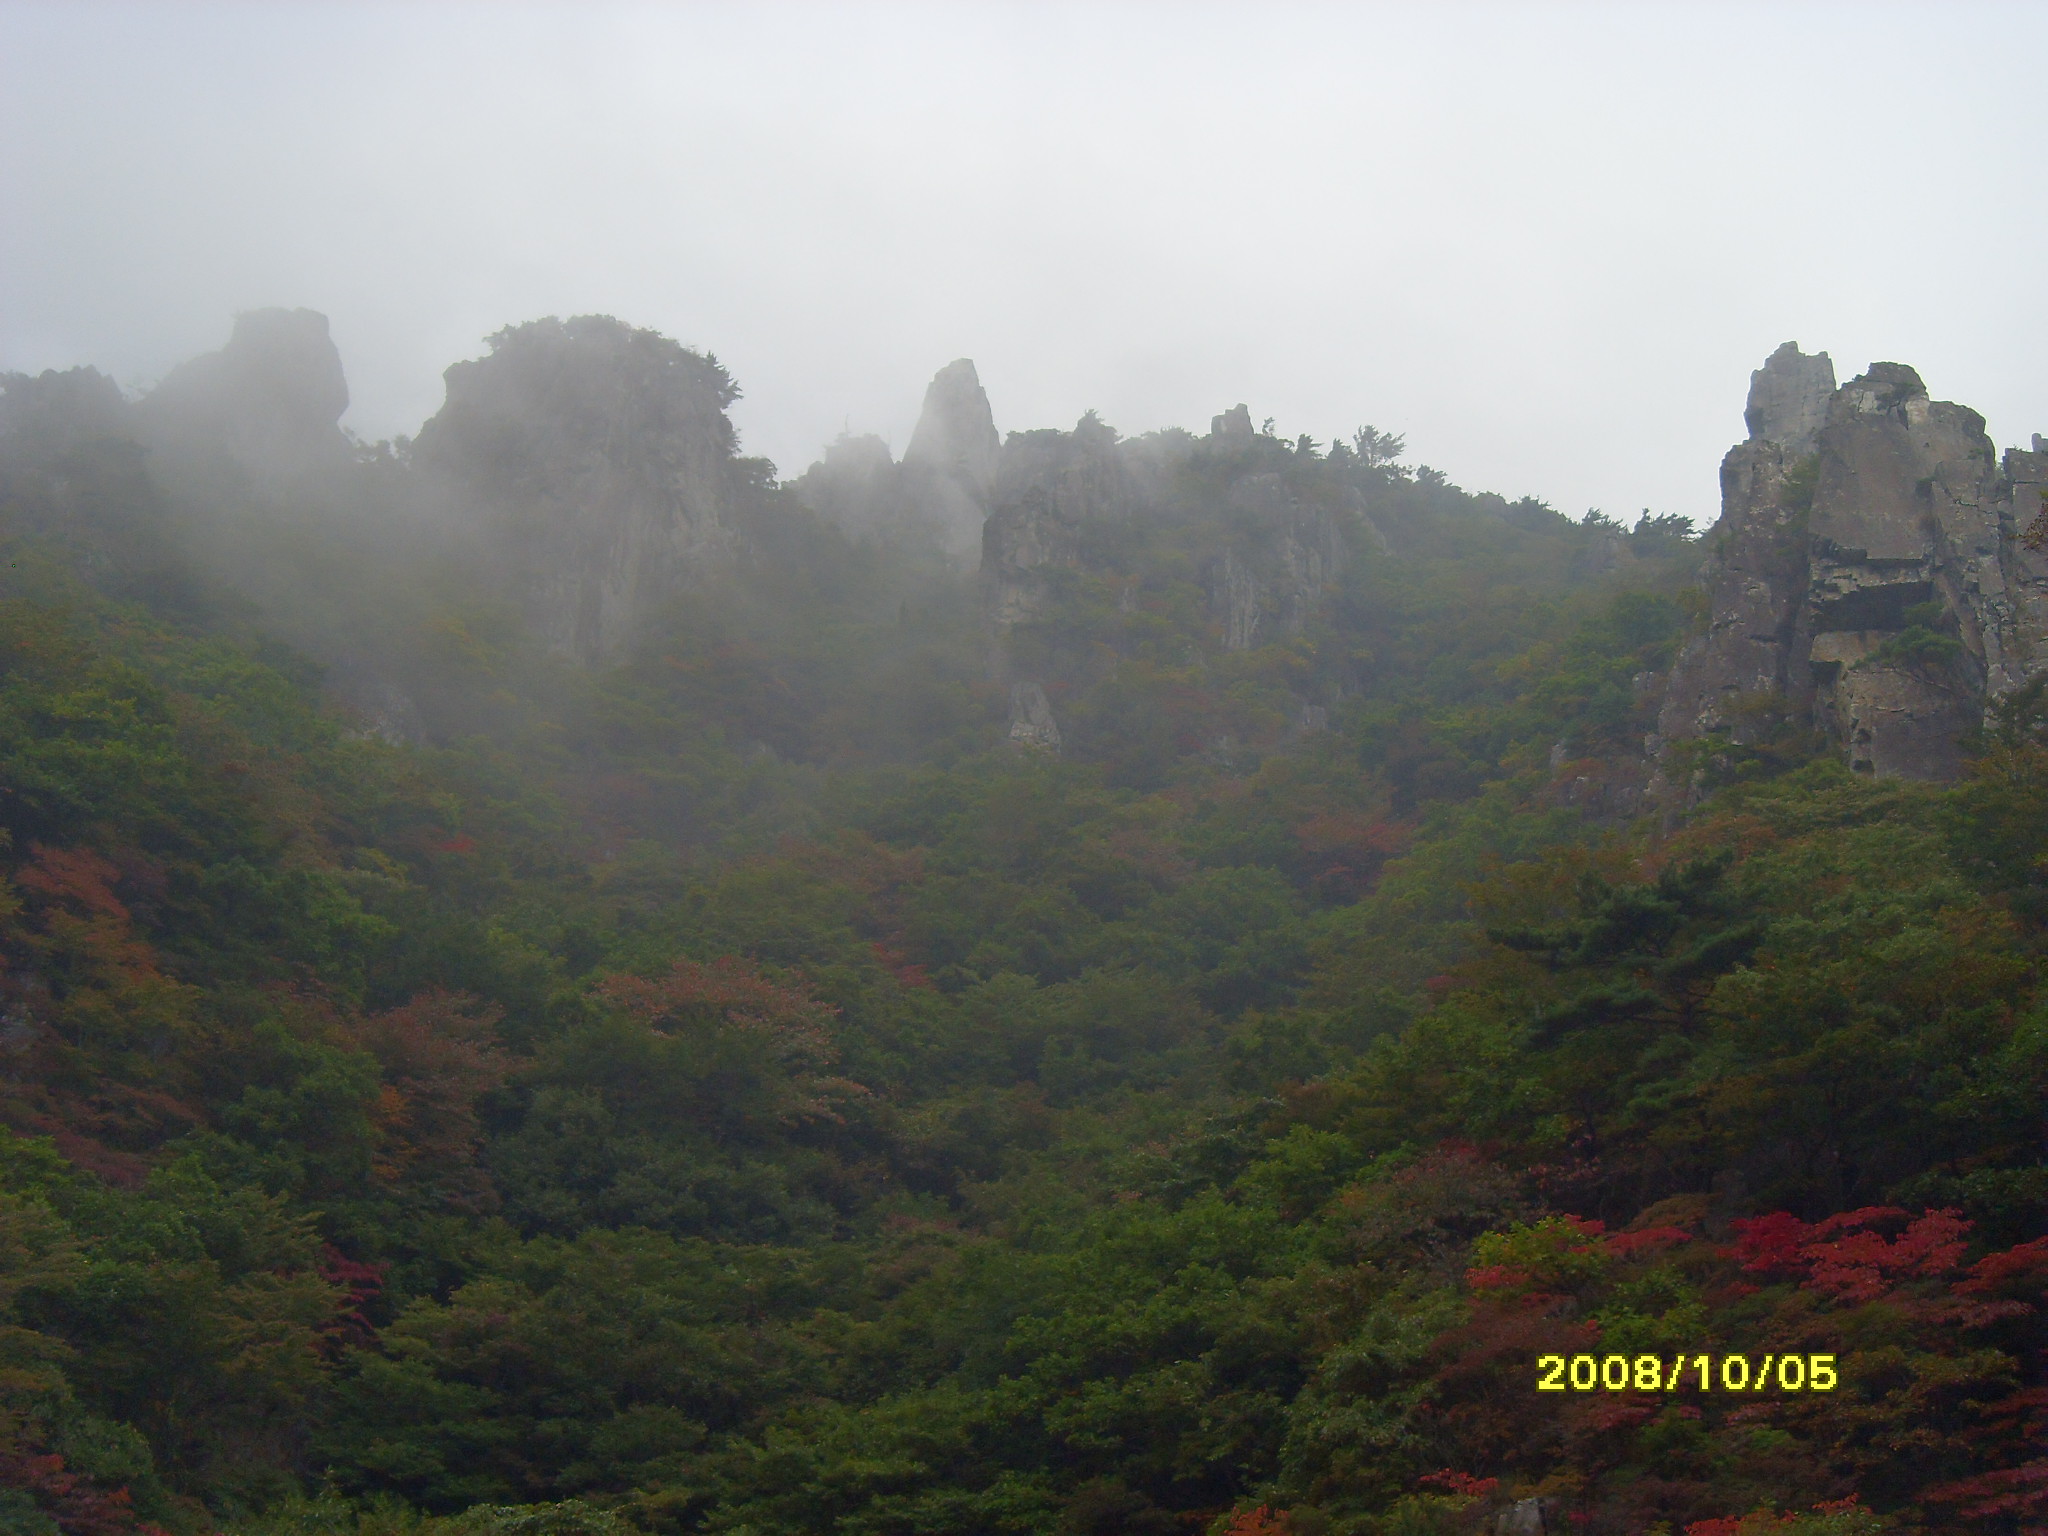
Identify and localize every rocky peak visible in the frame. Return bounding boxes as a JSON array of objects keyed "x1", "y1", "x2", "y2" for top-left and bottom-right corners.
[
  {"x1": 1657, "y1": 345, "x2": 2044, "y2": 784},
  {"x1": 0, "y1": 367, "x2": 133, "y2": 460},
  {"x1": 1832, "y1": 361, "x2": 1929, "y2": 421},
  {"x1": 1210, "y1": 403, "x2": 1254, "y2": 446},
  {"x1": 1742, "y1": 341, "x2": 1834, "y2": 459},
  {"x1": 139, "y1": 307, "x2": 352, "y2": 487},
  {"x1": 412, "y1": 315, "x2": 739, "y2": 660},
  {"x1": 899, "y1": 359, "x2": 1000, "y2": 555},
  {"x1": 792, "y1": 432, "x2": 897, "y2": 536},
  {"x1": 904, "y1": 359, "x2": 999, "y2": 494}
]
